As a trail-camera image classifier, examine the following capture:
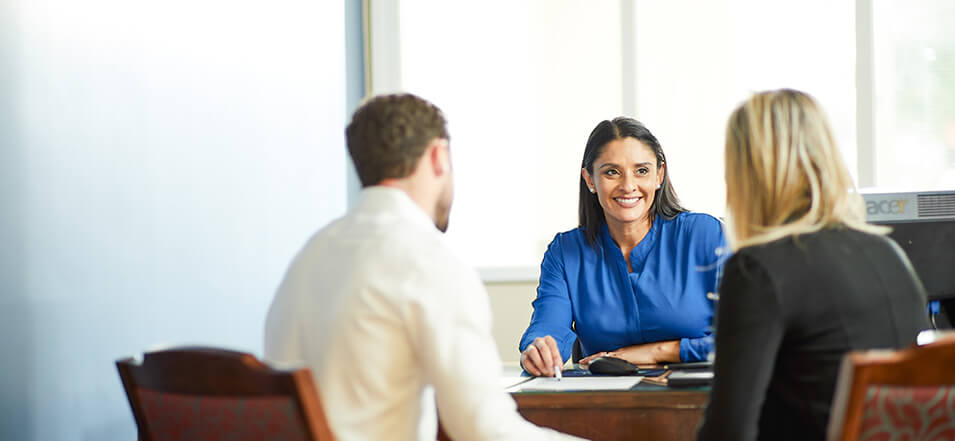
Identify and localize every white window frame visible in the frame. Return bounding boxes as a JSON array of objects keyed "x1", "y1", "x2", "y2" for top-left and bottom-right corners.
[{"x1": 363, "y1": 0, "x2": 886, "y2": 282}]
